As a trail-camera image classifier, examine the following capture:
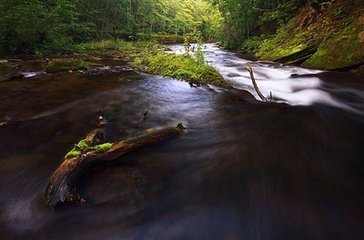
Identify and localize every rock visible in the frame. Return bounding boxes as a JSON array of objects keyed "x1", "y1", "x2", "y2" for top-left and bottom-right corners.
[
  {"x1": 0, "y1": 71, "x2": 24, "y2": 82},
  {"x1": 6, "y1": 58, "x2": 23, "y2": 63},
  {"x1": 45, "y1": 59, "x2": 92, "y2": 73}
]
